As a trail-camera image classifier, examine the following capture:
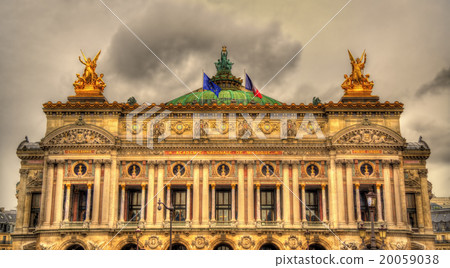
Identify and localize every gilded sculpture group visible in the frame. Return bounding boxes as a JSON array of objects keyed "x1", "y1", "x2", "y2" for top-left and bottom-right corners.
[
  {"x1": 341, "y1": 50, "x2": 374, "y2": 91},
  {"x1": 73, "y1": 50, "x2": 106, "y2": 91}
]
